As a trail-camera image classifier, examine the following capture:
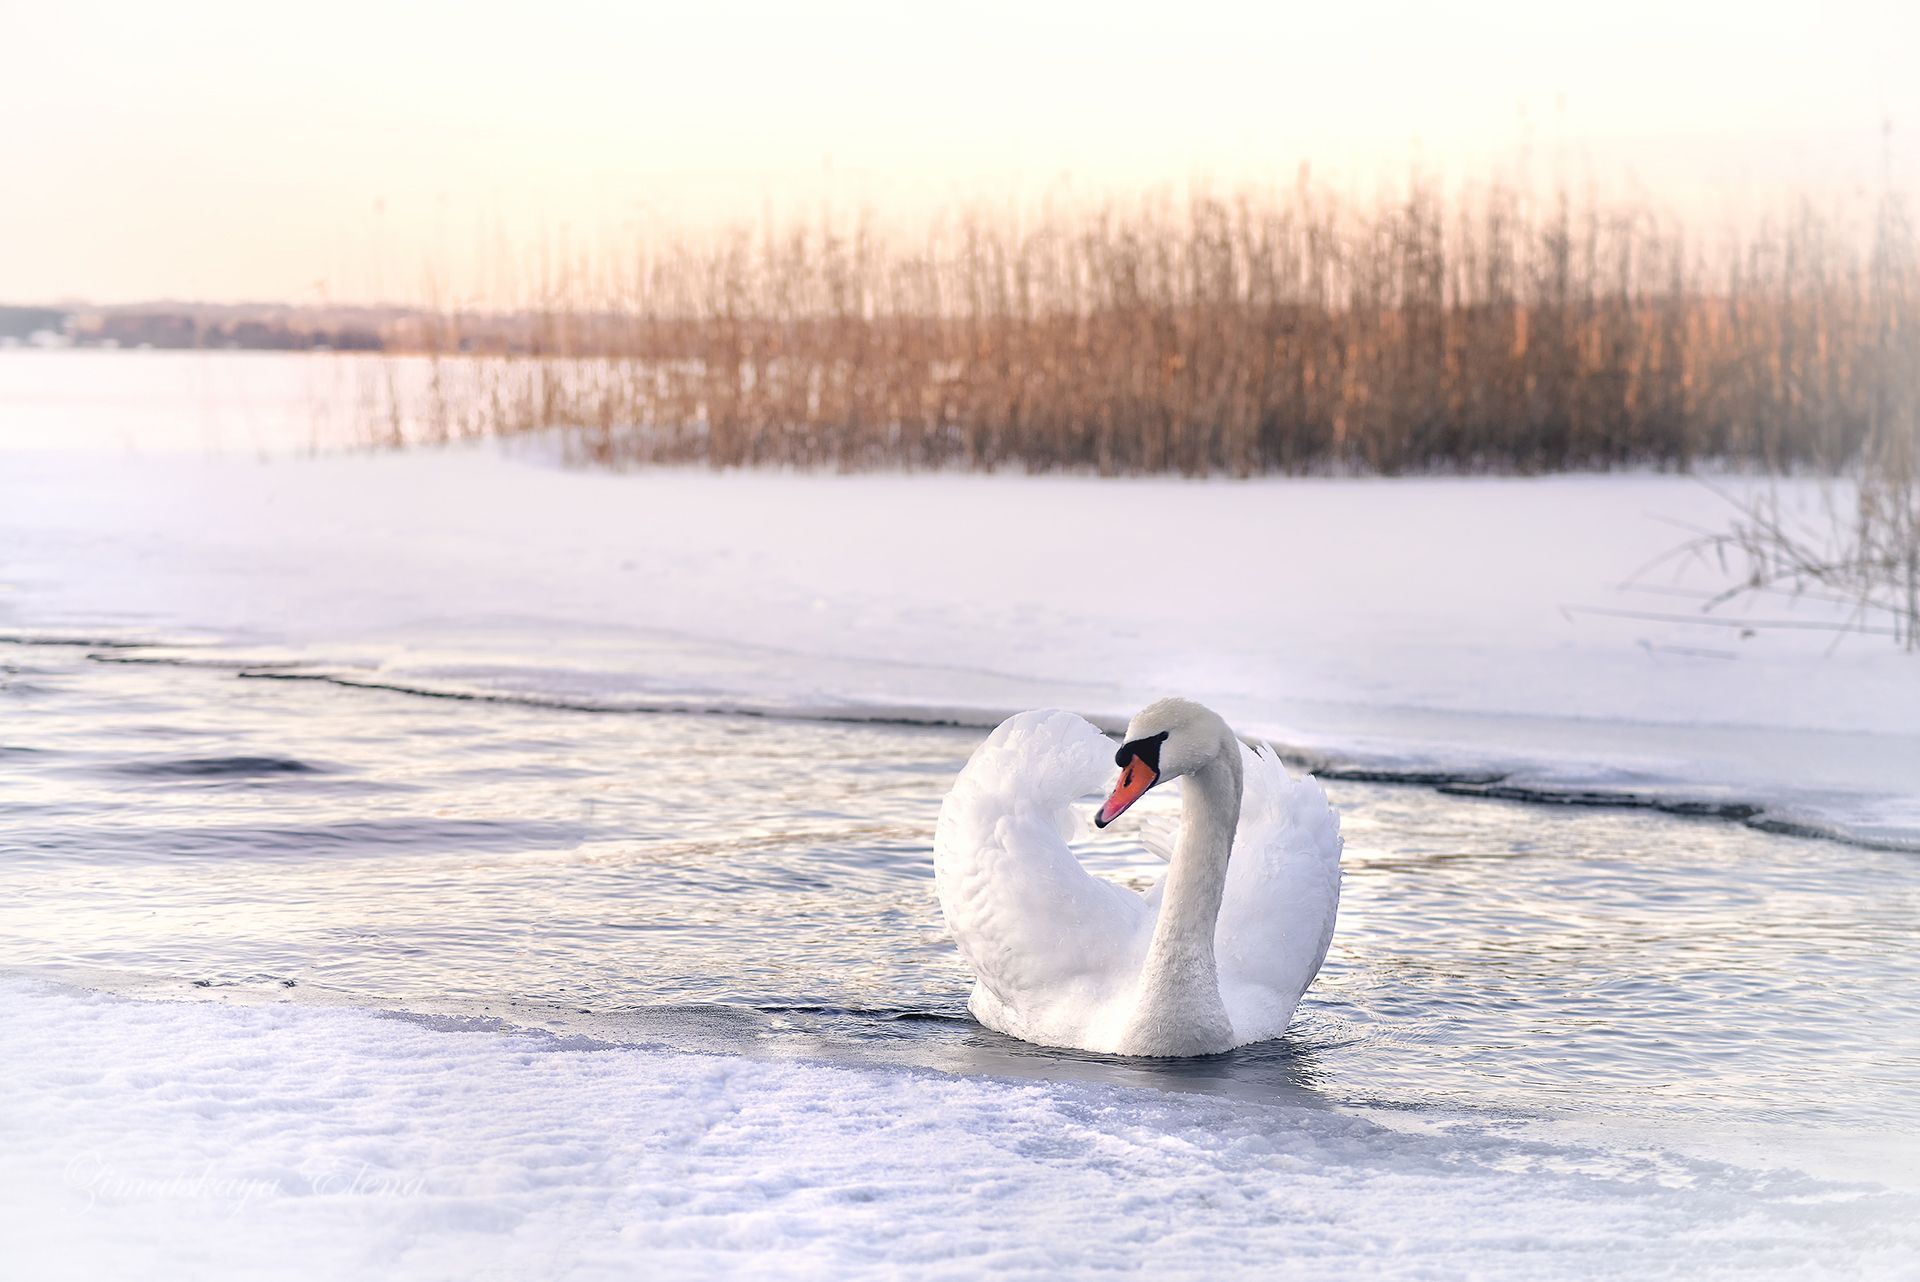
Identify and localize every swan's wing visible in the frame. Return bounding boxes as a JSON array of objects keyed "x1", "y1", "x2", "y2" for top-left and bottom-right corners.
[
  {"x1": 934, "y1": 710, "x2": 1152, "y2": 1039},
  {"x1": 1215, "y1": 741, "x2": 1343, "y2": 1042}
]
